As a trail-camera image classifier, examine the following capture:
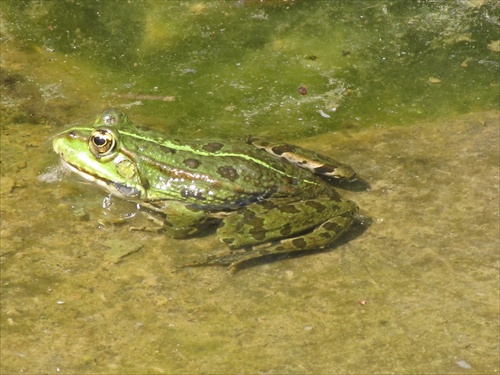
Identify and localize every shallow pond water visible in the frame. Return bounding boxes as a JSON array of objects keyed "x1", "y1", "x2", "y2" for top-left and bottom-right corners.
[{"x1": 1, "y1": 1, "x2": 499, "y2": 374}]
